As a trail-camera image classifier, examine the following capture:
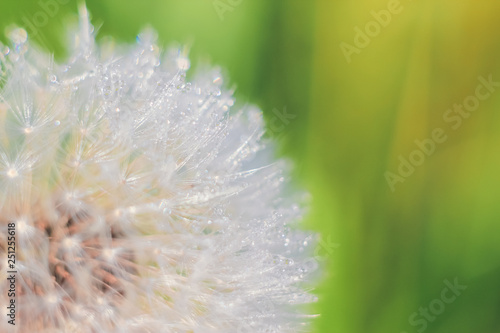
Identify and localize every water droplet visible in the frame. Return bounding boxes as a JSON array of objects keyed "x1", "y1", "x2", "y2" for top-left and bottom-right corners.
[
  {"x1": 7, "y1": 168, "x2": 18, "y2": 178},
  {"x1": 176, "y1": 57, "x2": 190, "y2": 70},
  {"x1": 213, "y1": 77, "x2": 222, "y2": 85},
  {"x1": 8, "y1": 28, "x2": 27, "y2": 45},
  {"x1": 7, "y1": 28, "x2": 28, "y2": 54}
]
